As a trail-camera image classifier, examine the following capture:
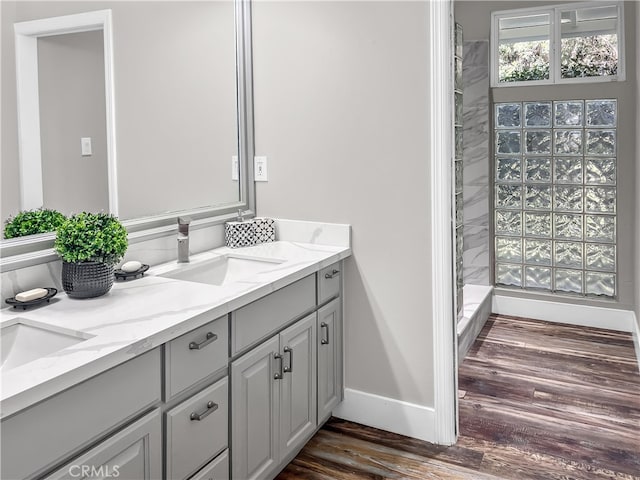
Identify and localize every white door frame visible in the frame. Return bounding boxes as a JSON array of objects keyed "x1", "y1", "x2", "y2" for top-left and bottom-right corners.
[
  {"x1": 429, "y1": 0, "x2": 457, "y2": 445},
  {"x1": 14, "y1": 9, "x2": 118, "y2": 214}
]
